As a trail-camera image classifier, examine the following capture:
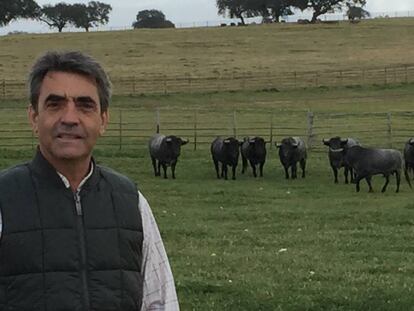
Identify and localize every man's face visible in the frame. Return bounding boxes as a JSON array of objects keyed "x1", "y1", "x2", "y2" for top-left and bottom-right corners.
[{"x1": 28, "y1": 71, "x2": 109, "y2": 166}]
